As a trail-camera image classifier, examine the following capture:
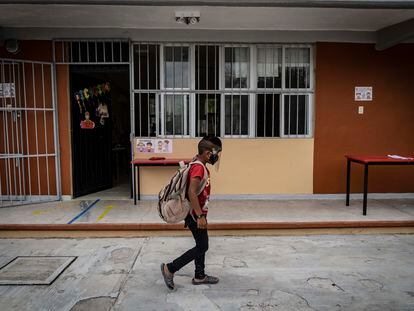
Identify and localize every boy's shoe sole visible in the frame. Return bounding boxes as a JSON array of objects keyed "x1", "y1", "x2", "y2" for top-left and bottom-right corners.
[
  {"x1": 161, "y1": 263, "x2": 175, "y2": 291},
  {"x1": 192, "y1": 275, "x2": 219, "y2": 285}
]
